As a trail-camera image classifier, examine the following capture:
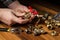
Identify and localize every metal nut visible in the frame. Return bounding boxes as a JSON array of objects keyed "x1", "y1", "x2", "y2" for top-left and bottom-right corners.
[
  {"x1": 25, "y1": 28, "x2": 32, "y2": 34},
  {"x1": 33, "y1": 28, "x2": 41, "y2": 36},
  {"x1": 48, "y1": 16, "x2": 52, "y2": 20},
  {"x1": 39, "y1": 29, "x2": 46, "y2": 34},
  {"x1": 47, "y1": 24, "x2": 54, "y2": 30},
  {"x1": 50, "y1": 31, "x2": 58, "y2": 36}
]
